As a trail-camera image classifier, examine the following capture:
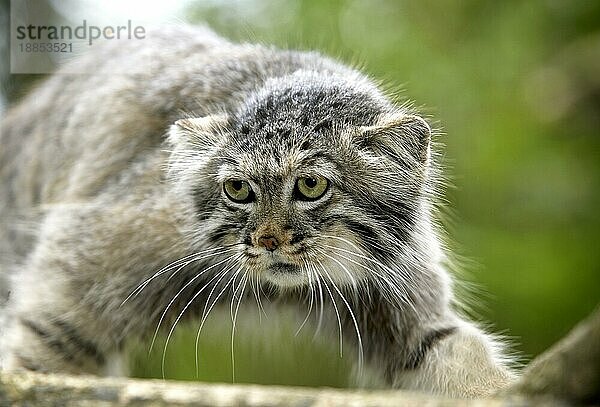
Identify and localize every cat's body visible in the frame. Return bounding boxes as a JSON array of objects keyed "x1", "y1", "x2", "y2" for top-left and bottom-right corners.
[{"x1": 0, "y1": 26, "x2": 514, "y2": 396}]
